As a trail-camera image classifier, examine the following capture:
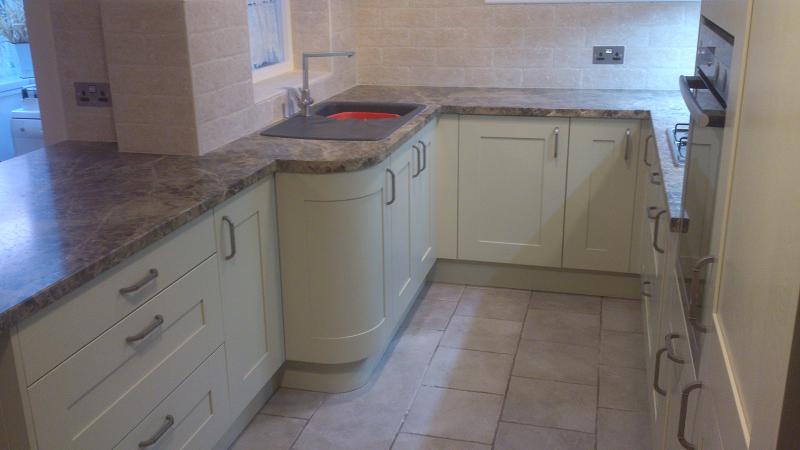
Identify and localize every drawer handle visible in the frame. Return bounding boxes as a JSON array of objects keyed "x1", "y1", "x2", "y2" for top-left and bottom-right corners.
[
  {"x1": 650, "y1": 171, "x2": 662, "y2": 185},
  {"x1": 678, "y1": 383, "x2": 703, "y2": 449},
  {"x1": 138, "y1": 414, "x2": 174, "y2": 448},
  {"x1": 126, "y1": 315, "x2": 164, "y2": 343},
  {"x1": 553, "y1": 127, "x2": 560, "y2": 159},
  {"x1": 653, "y1": 347, "x2": 668, "y2": 396},
  {"x1": 665, "y1": 332, "x2": 685, "y2": 364},
  {"x1": 644, "y1": 134, "x2": 654, "y2": 167},
  {"x1": 624, "y1": 128, "x2": 632, "y2": 162},
  {"x1": 222, "y1": 216, "x2": 236, "y2": 260},
  {"x1": 119, "y1": 269, "x2": 159, "y2": 295},
  {"x1": 689, "y1": 256, "x2": 716, "y2": 333},
  {"x1": 419, "y1": 140, "x2": 427, "y2": 173},
  {"x1": 653, "y1": 209, "x2": 667, "y2": 254},
  {"x1": 412, "y1": 145, "x2": 421, "y2": 178}
]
